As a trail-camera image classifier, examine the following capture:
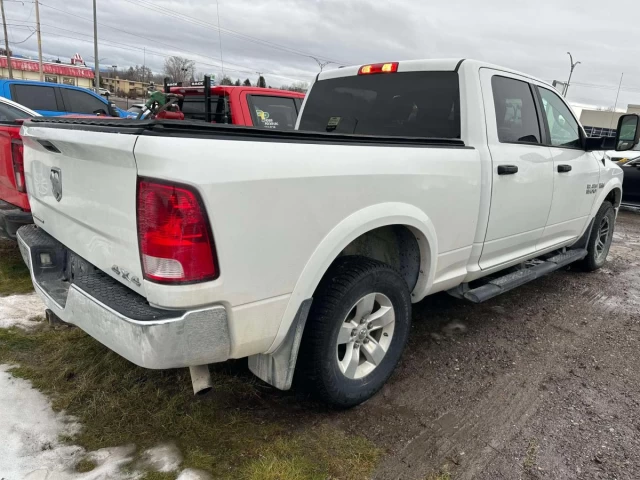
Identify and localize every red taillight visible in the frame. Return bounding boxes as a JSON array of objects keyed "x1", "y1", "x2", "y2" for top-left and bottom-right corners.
[
  {"x1": 11, "y1": 140, "x2": 25, "y2": 193},
  {"x1": 137, "y1": 179, "x2": 218, "y2": 284},
  {"x1": 358, "y1": 62, "x2": 399, "y2": 75}
]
